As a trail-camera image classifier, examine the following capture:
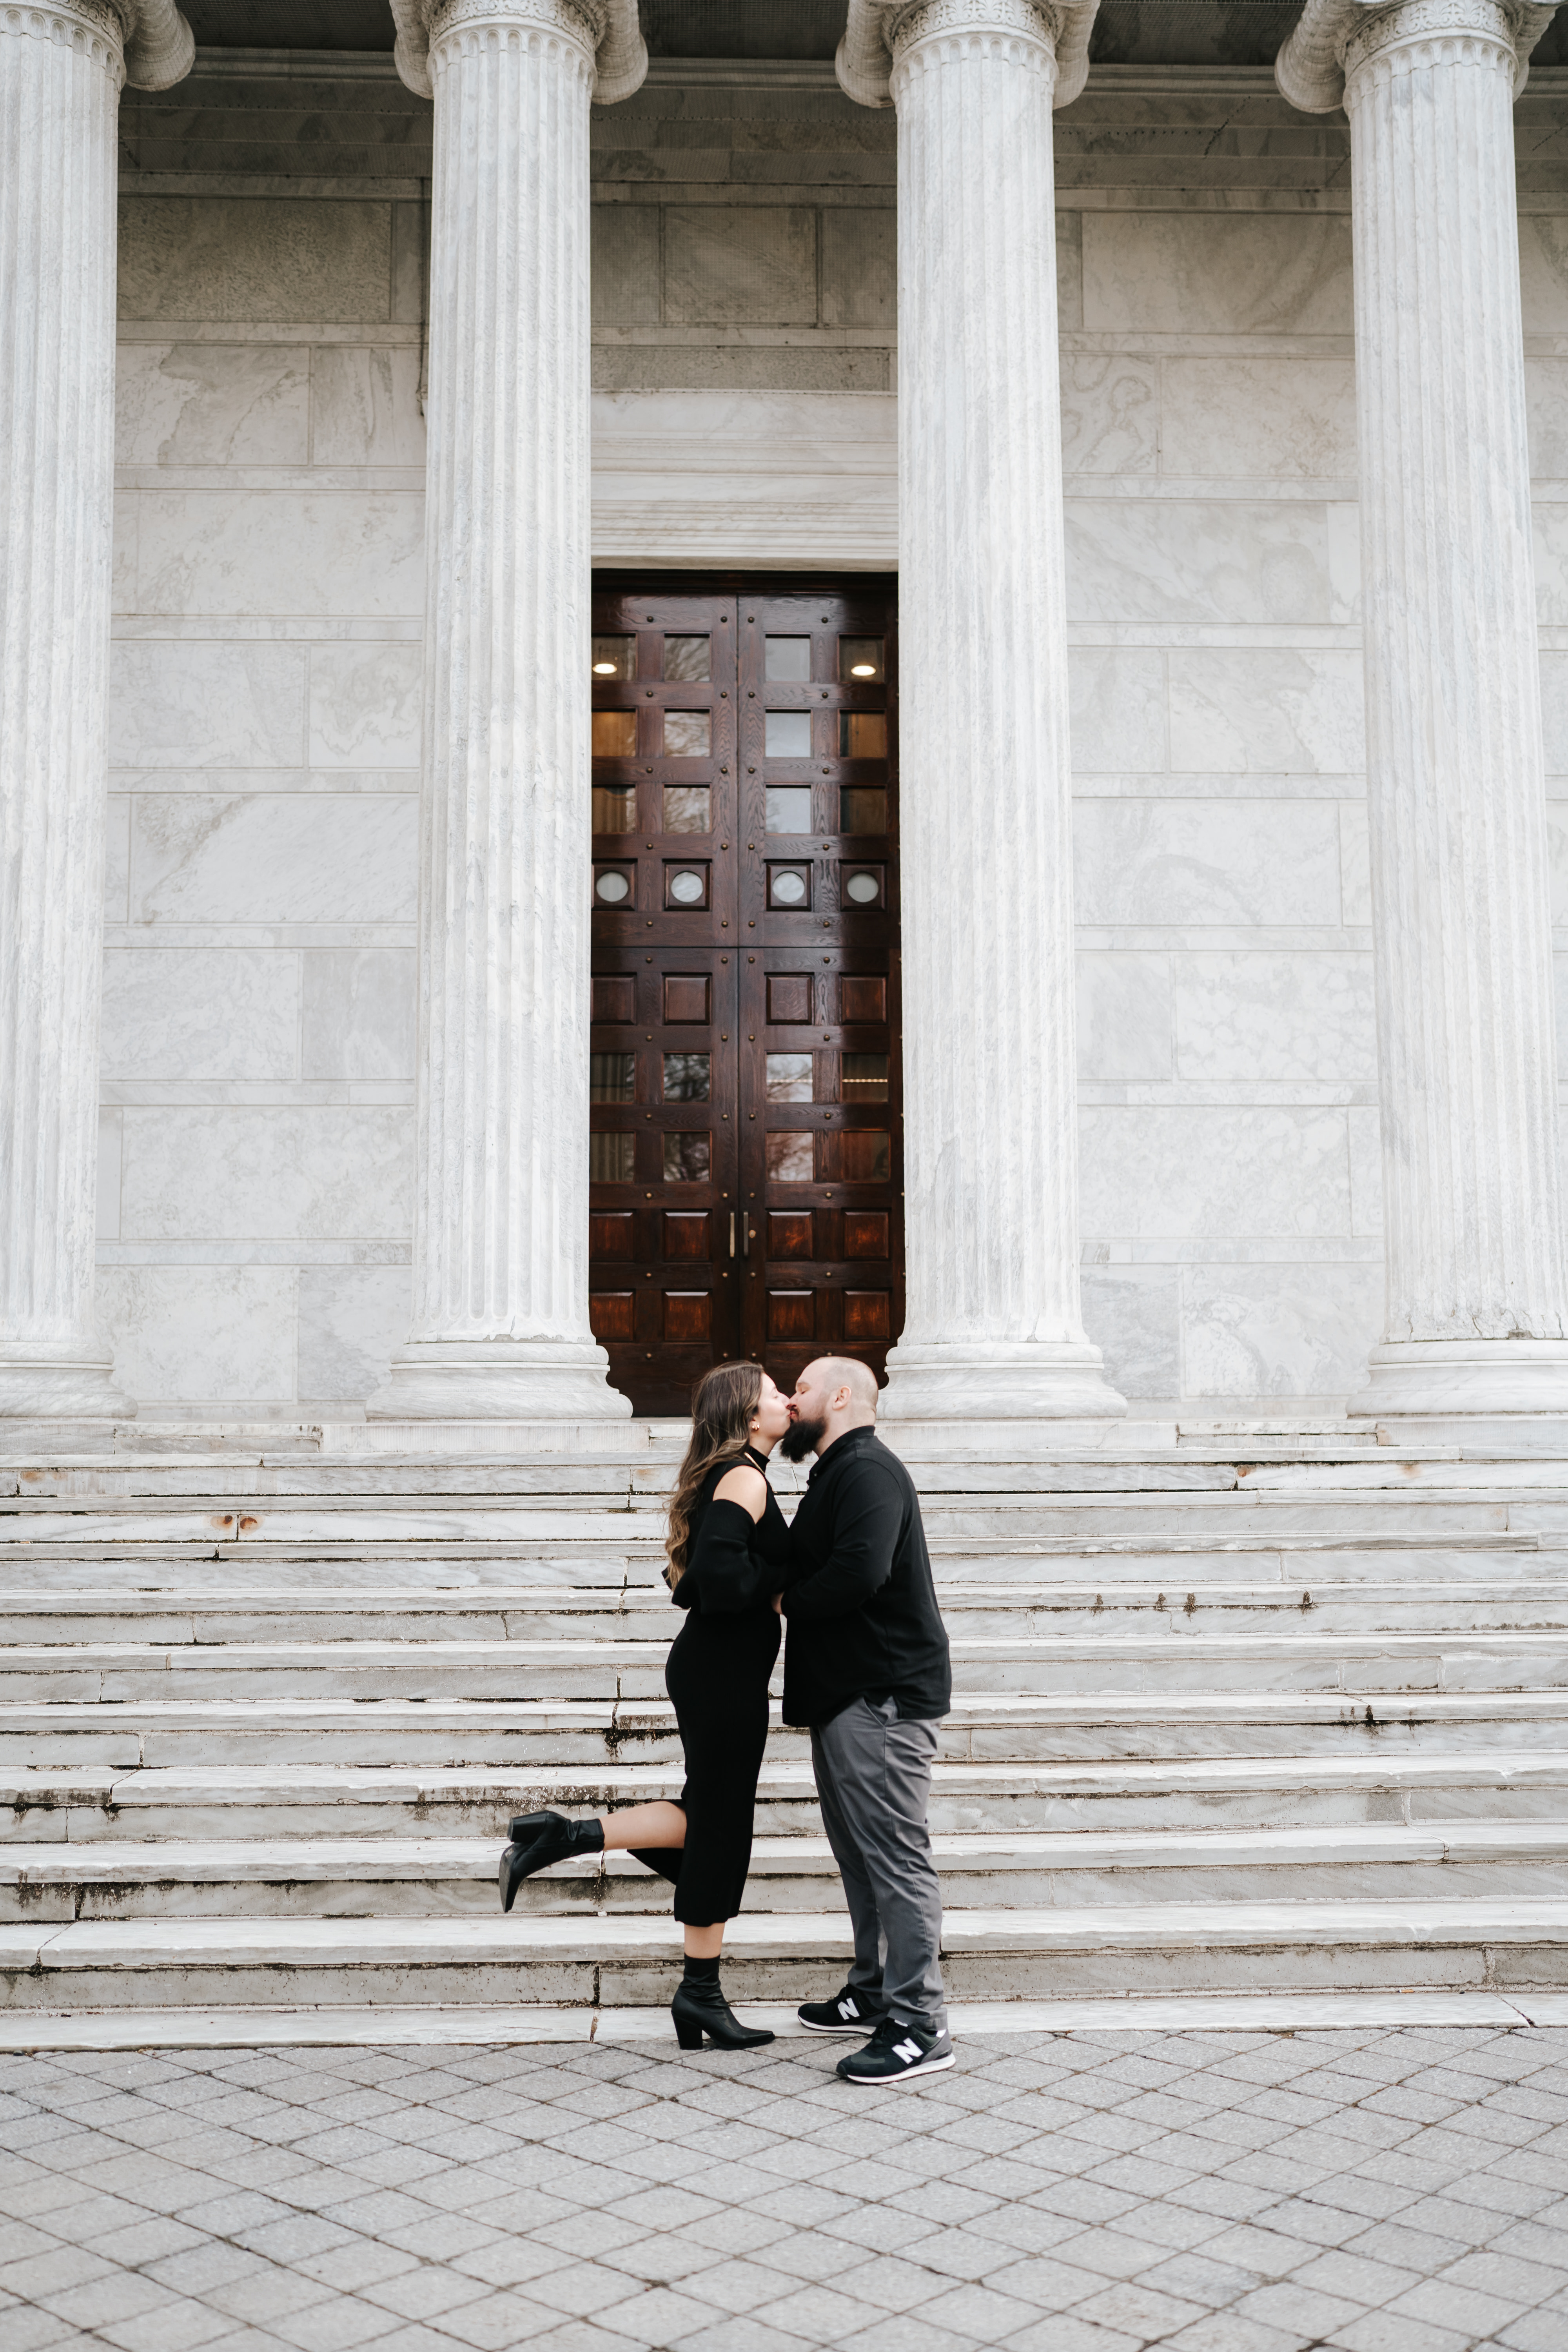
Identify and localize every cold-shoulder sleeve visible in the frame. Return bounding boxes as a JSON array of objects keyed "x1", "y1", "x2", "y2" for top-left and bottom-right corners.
[{"x1": 680, "y1": 1496, "x2": 782, "y2": 1614}]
